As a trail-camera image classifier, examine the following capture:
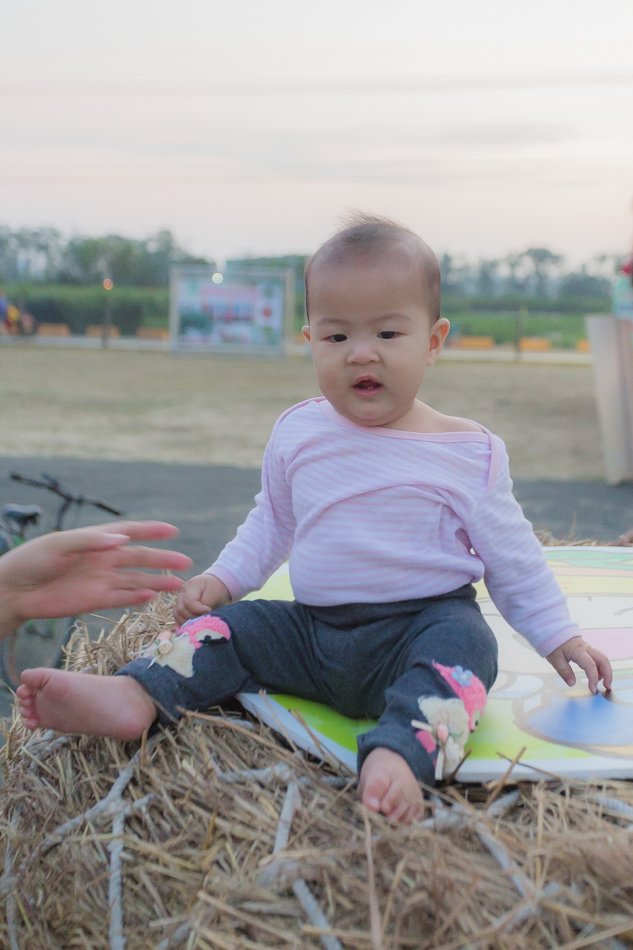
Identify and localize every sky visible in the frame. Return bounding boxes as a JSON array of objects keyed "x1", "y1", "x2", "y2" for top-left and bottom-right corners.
[{"x1": 2, "y1": 0, "x2": 632, "y2": 266}]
